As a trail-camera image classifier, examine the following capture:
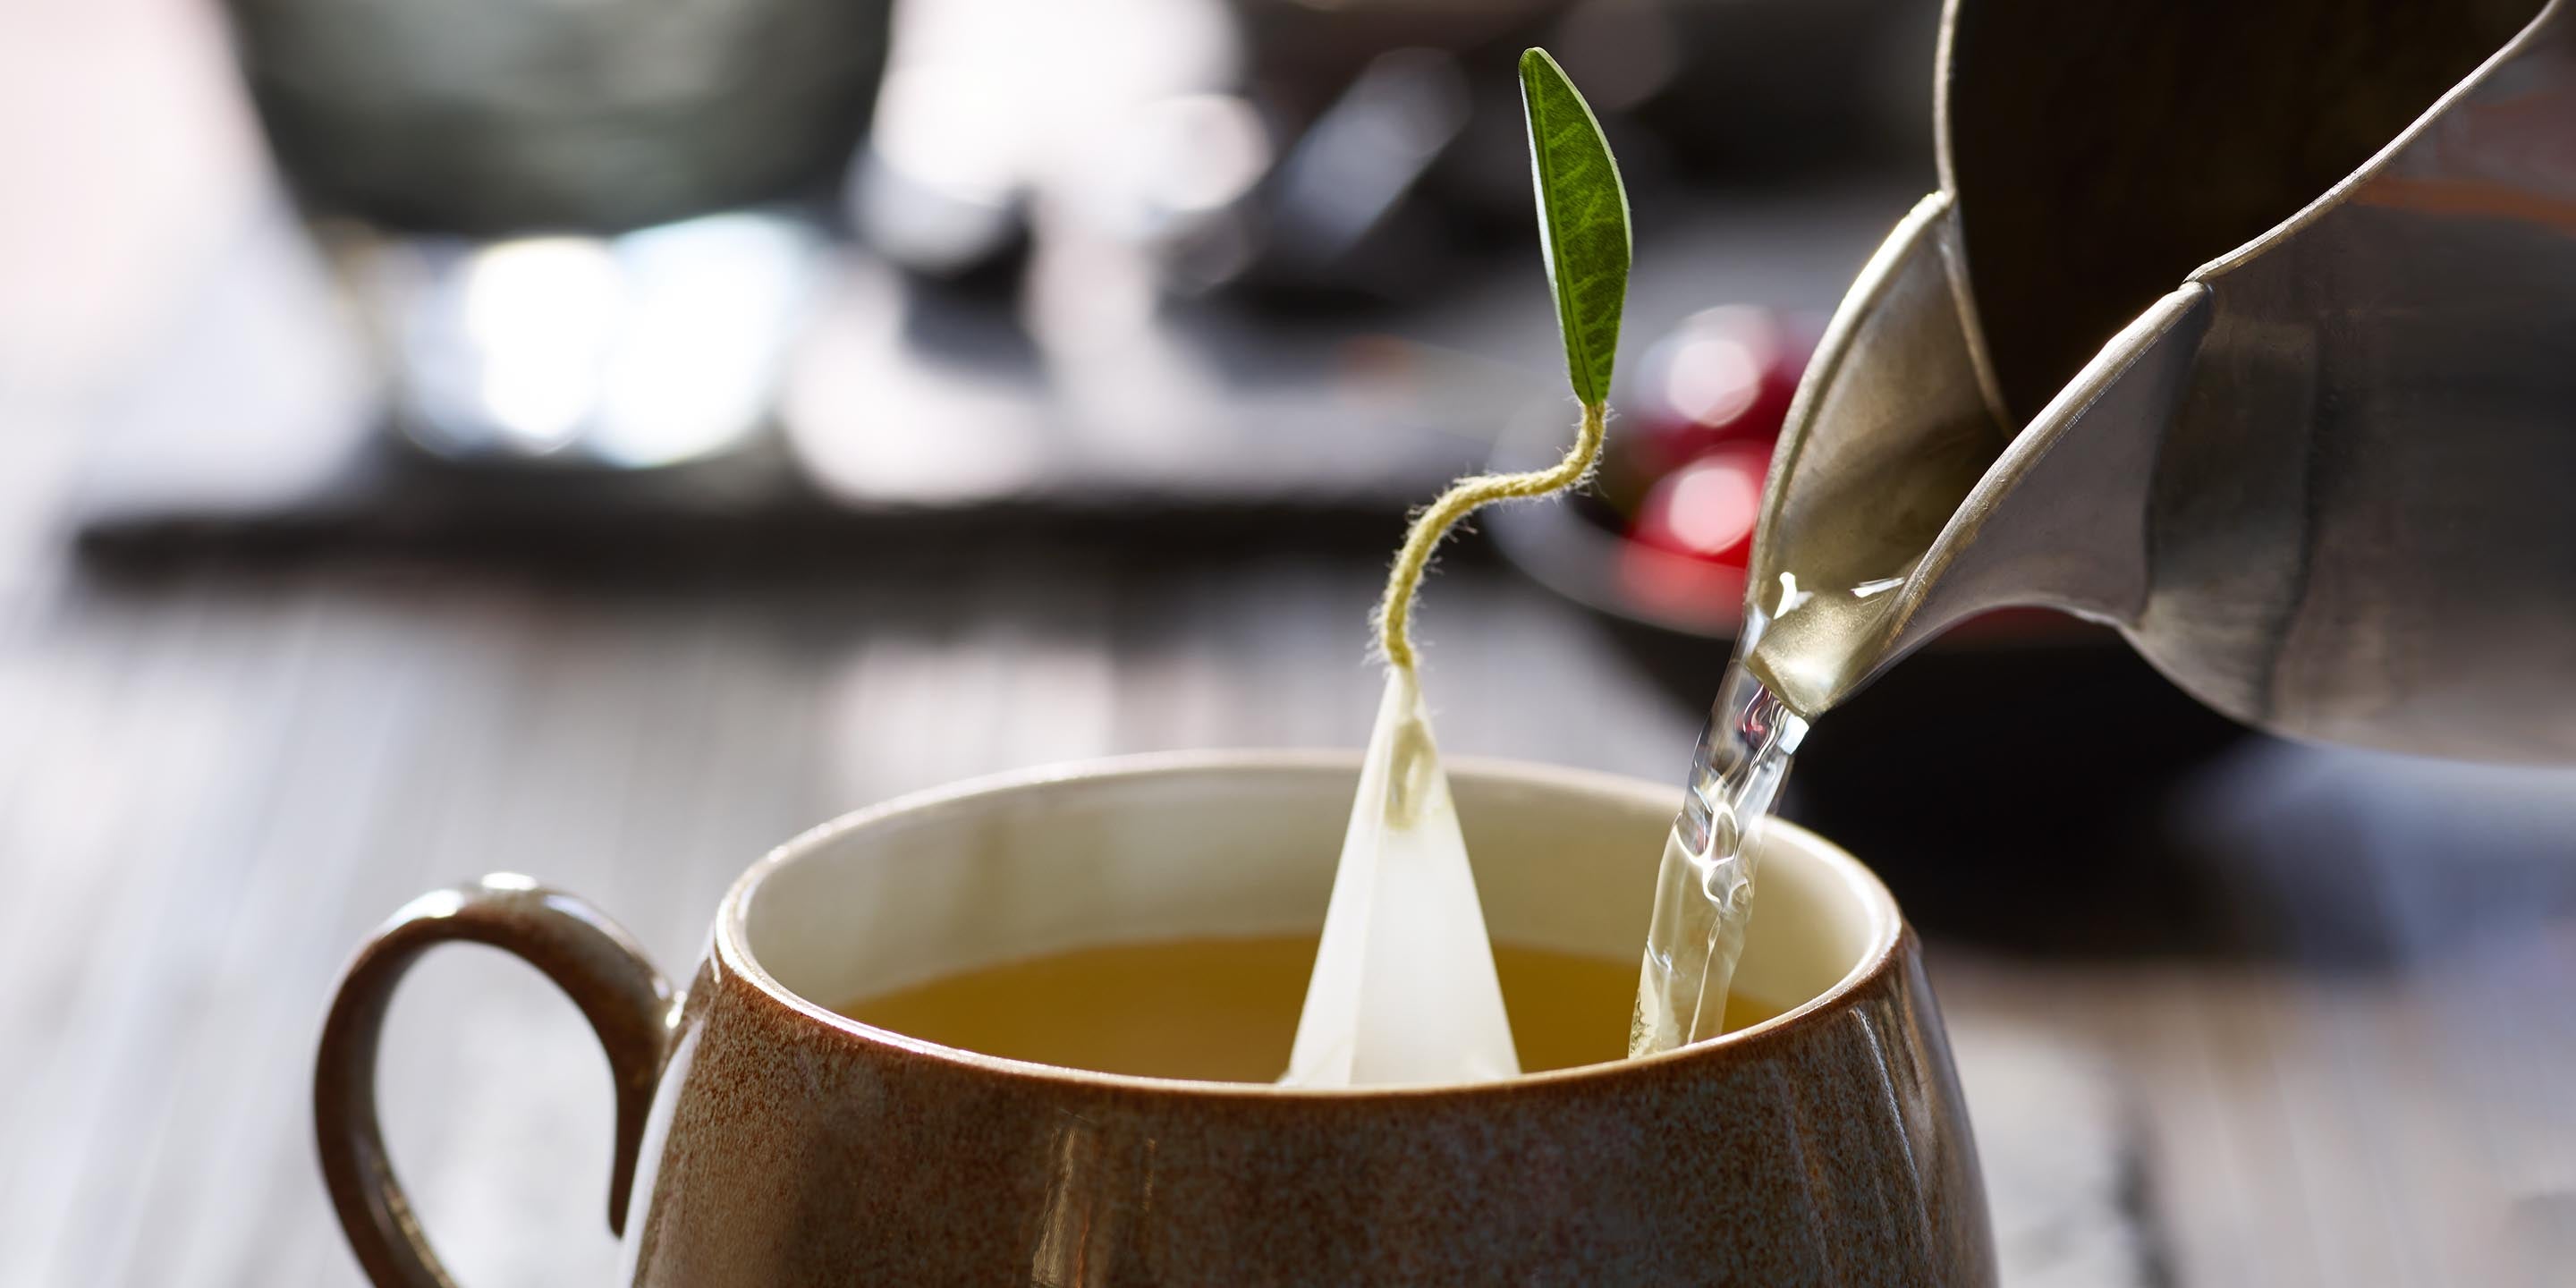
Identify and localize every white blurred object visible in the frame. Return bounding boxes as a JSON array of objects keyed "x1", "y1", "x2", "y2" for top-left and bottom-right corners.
[
  {"x1": 1285, "y1": 668, "x2": 1520, "y2": 1087},
  {"x1": 366, "y1": 210, "x2": 820, "y2": 468},
  {"x1": 853, "y1": 0, "x2": 1239, "y2": 275}
]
